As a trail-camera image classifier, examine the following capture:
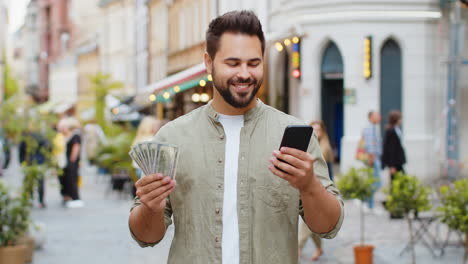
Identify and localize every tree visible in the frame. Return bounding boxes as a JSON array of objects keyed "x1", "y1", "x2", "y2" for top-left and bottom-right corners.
[
  {"x1": 337, "y1": 167, "x2": 377, "y2": 246},
  {"x1": 438, "y1": 178, "x2": 468, "y2": 263},
  {"x1": 89, "y1": 73, "x2": 123, "y2": 132},
  {"x1": 2, "y1": 53, "x2": 19, "y2": 101},
  {"x1": 384, "y1": 172, "x2": 432, "y2": 264}
]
